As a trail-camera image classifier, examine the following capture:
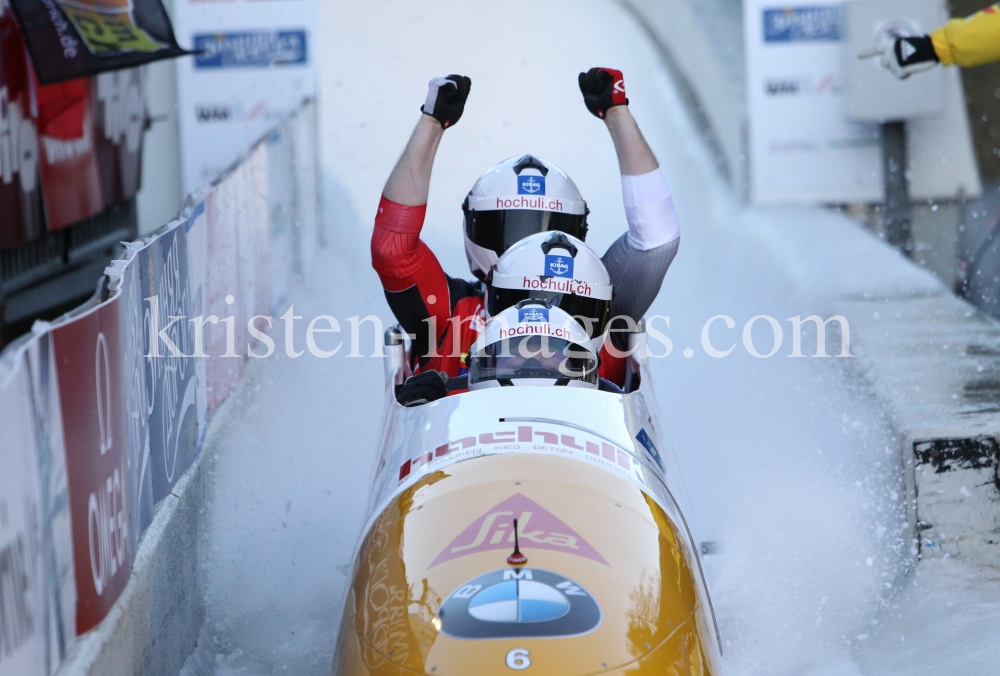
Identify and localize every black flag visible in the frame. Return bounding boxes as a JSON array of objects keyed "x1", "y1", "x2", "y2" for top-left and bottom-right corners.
[{"x1": 10, "y1": 0, "x2": 191, "y2": 84}]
